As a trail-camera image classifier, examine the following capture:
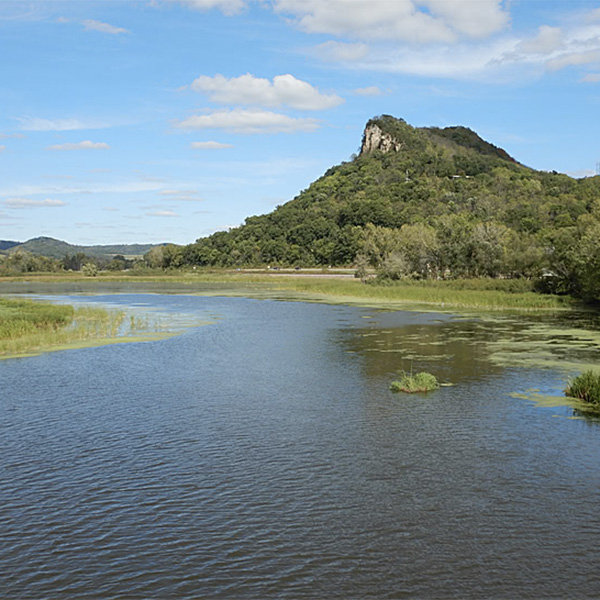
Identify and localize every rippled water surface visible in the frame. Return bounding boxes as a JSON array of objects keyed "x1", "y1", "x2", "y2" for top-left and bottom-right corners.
[{"x1": 2, "y1": 293, "x2": 600, "y2": 599}]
